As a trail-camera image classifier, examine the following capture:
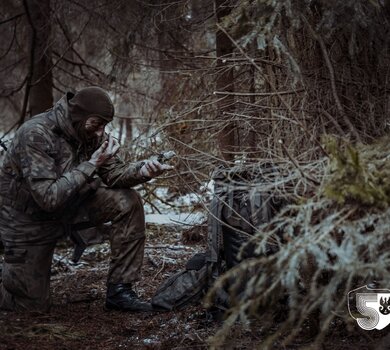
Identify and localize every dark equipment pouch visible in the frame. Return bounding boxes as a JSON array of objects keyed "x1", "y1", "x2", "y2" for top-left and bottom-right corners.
[
  {"x1": 151, "y1": 253, "x2": 210, "y2": 311},
  {"x1": 4, "y1": 248, "x2": 27, "y2": 264}
]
